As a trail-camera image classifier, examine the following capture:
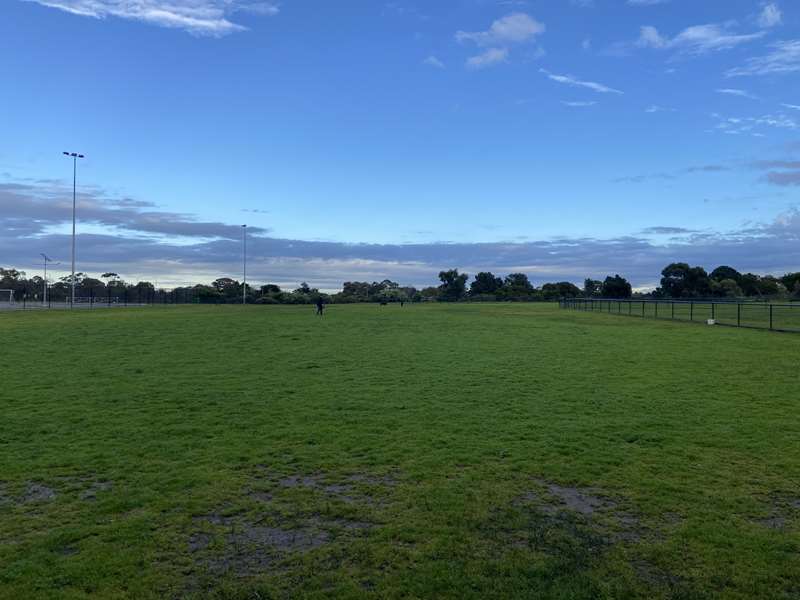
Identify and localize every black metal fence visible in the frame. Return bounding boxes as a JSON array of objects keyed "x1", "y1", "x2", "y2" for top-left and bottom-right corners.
[
  {"x1": 2, "y1": 288, "x2": 202, "y2": 311},
  {"x1": 559, "y1": 298, "x2": 800, "y2": 333}
]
